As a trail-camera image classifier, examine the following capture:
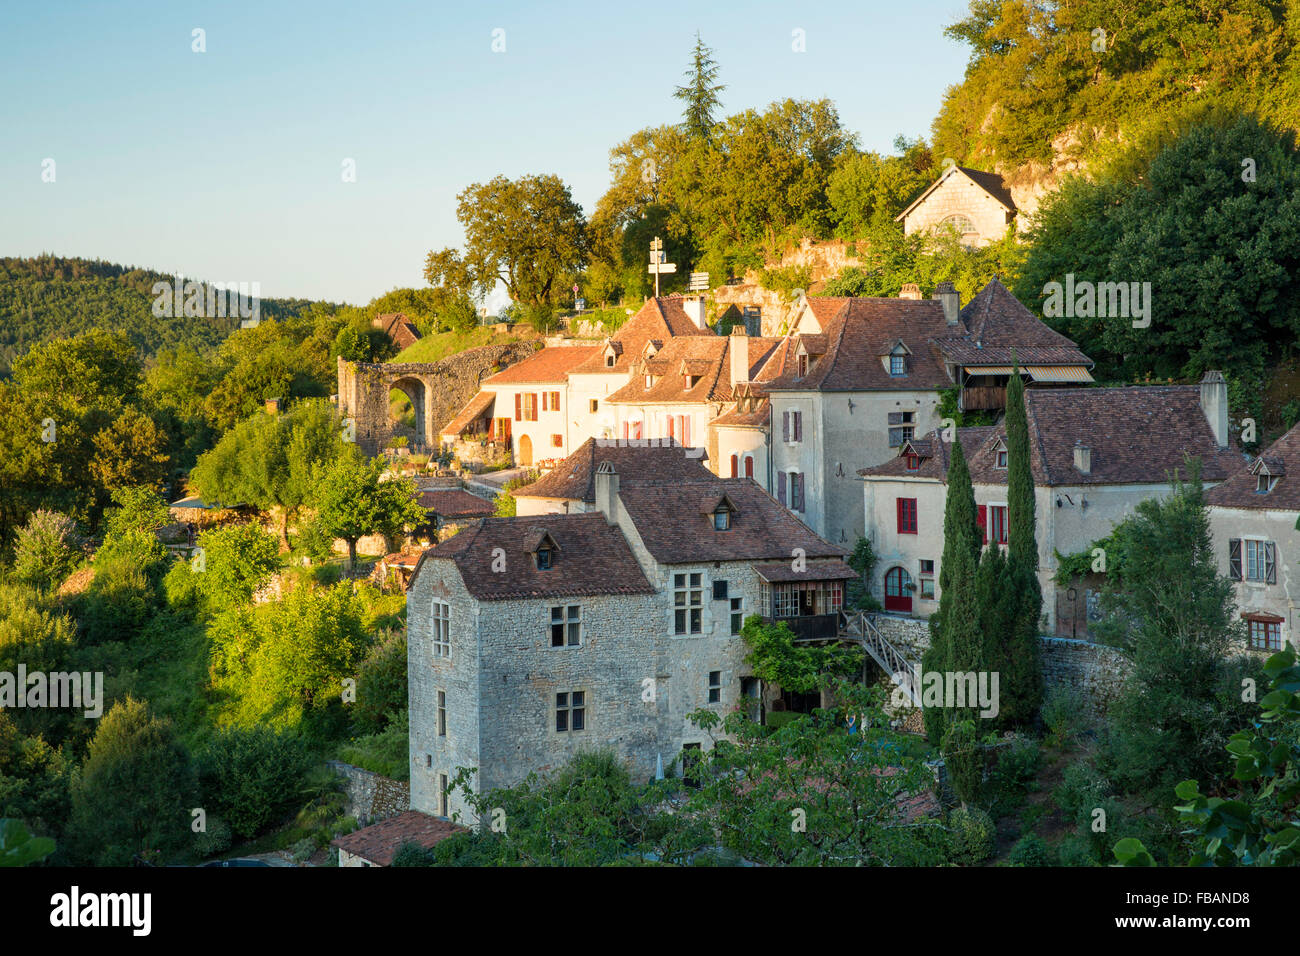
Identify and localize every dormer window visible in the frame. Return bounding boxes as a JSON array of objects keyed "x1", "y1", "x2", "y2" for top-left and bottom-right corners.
[
  {"x1": 685, "y1": 375, "x2": 699, "y2": 390},
  {"x1": 536, "y1": 547, "x2": 553, "y2": 570},
  {"x1": 1258, "y1": 474, "x2": 1275, "y2": 494},
  {"x1": 996, "y1": 451, "x2": 1008, "y2": 469},
  {"x1": 798, "y1": 353, "x2": 809, "y2": 378},
  {"x1": 890, "y1": 354, "x2": 905, "y2": 377},
  {"x1": 714, "y1": 506, "x2": 731, "y2": 531},
  {"x1": 646, "y1": 374, "x2": 655, "y2": 388},
  {"x1": 606, "y1": 354, "x2": 615, "y2": 367},
  {"x1": 905, "y1": 454, "x2": 920, "y2": 472}
]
